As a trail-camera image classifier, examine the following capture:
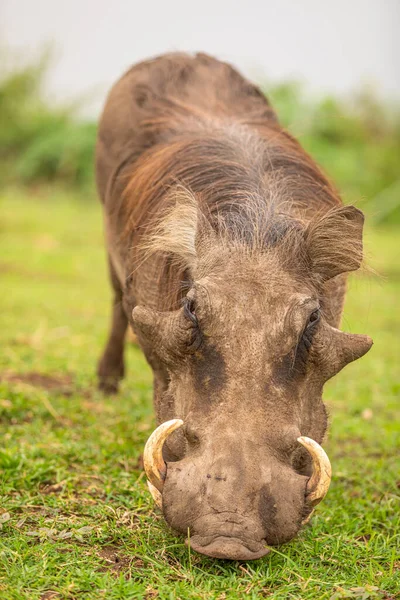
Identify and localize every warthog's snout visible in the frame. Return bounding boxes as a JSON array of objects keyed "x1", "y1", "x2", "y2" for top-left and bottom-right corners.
[
  {"x1": 186, "y1": 512, "x2": 270, "y2": 560},
  {"x1": 143, "y1": 419, "x2": 331, "y2": 560}
]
